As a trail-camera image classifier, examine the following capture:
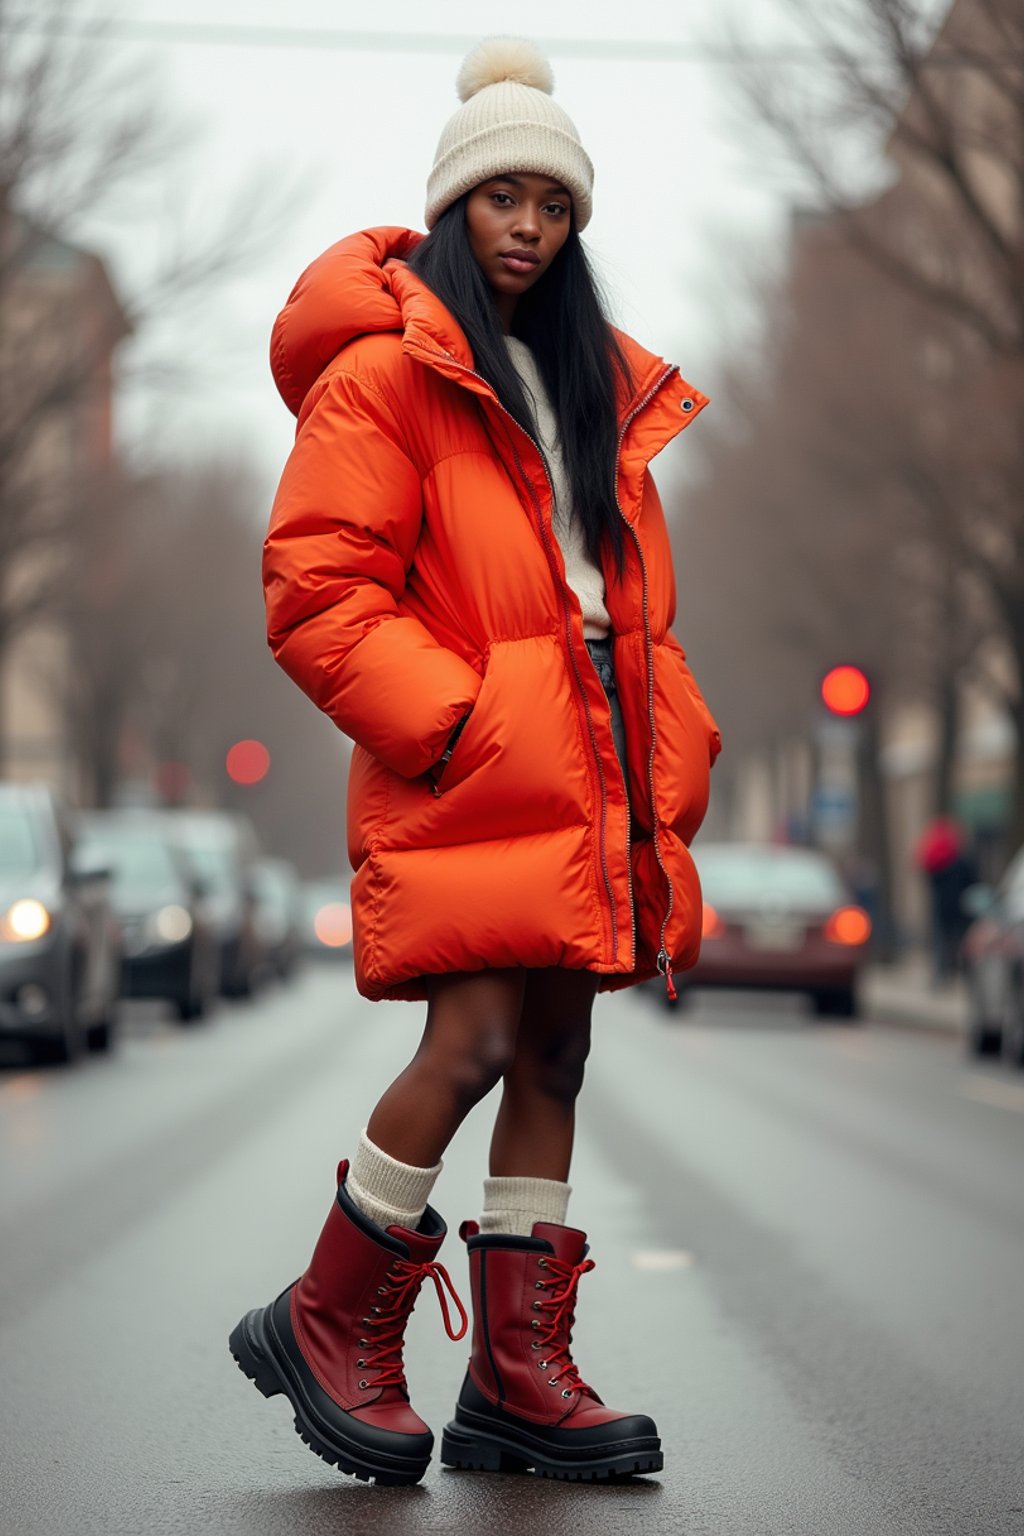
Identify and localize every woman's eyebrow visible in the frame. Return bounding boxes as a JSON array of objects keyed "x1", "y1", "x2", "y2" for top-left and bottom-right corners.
[{"x1": 487, "y1": 175, "x2": 571, "y2": 196}]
